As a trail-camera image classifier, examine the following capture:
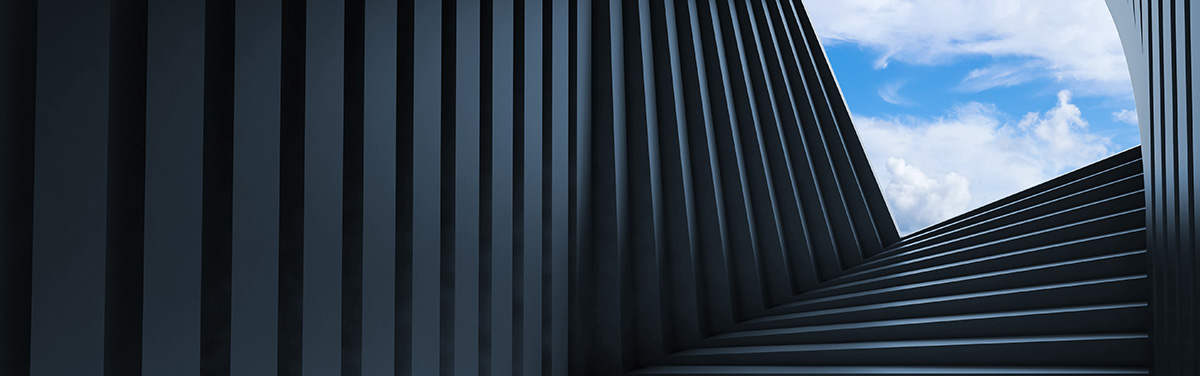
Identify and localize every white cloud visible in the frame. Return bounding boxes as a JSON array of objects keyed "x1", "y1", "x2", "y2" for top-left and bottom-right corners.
[
  {"x1": 958, "y1": 63, "x2": 1040, "y2": 92},
  {"x1": 804, "y1": 0, "x2": 1132, "y2": 97},
  {"x1": 855, "y1": 90, "x2": 1114, "y2": 233},
  {"x1": 1113, "y1": 109, "x2": 1138, "y2": 125},
  {"x1": 878, "y1": 80, "x2": 916, "y2": 106},
  {"x1": 883, "y1": 157, "x2": 971, "y2": 231}
]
